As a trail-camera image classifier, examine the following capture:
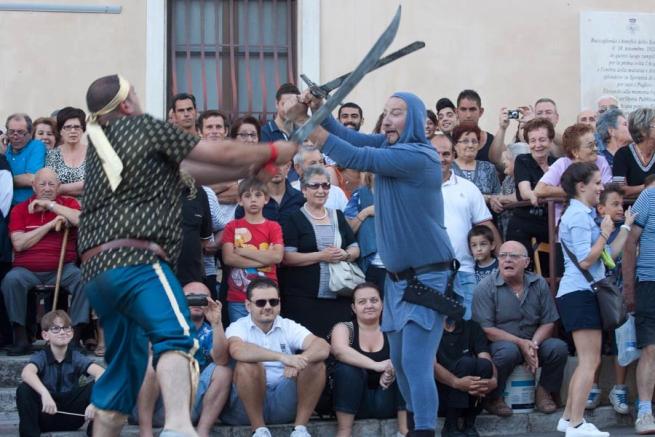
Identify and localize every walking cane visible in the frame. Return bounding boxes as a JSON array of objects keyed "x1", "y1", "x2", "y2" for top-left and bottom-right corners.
[{"x1": 52, "y1": 225, "x2": 70, "y2": 310}]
